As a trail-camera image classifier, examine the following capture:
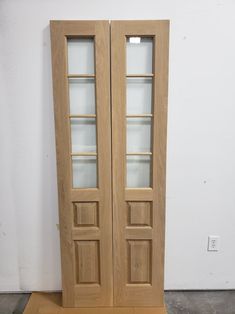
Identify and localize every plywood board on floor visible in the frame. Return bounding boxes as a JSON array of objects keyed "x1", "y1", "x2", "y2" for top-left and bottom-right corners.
[{"x1": 23, "y1": 293, "x2": 167, "y2": 314}]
